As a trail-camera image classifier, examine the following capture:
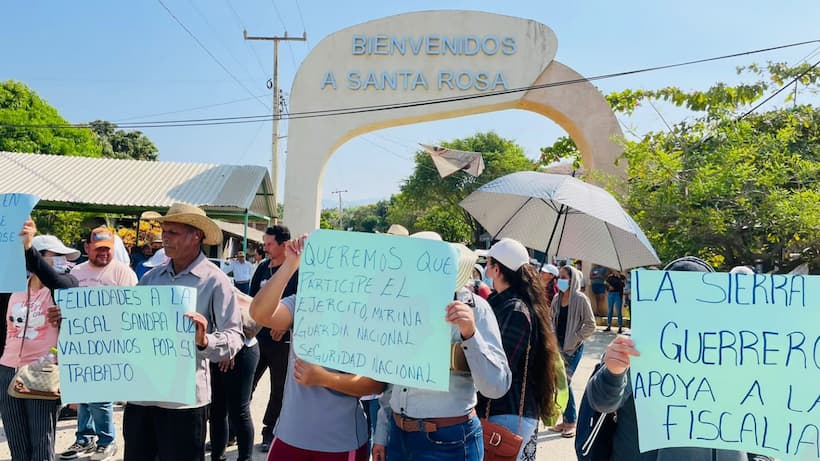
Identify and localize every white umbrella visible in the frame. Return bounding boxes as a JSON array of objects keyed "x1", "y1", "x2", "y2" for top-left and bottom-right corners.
[{"x1": 459, "y1": 171, "x2": 660, "y2": 270}]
